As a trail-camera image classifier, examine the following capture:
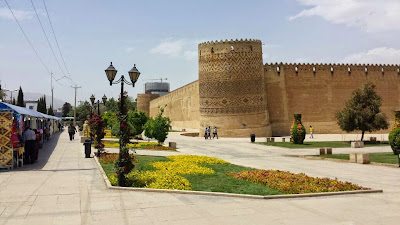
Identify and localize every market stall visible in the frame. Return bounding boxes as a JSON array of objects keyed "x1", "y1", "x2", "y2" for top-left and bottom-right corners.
[{"x1": 0, "y1": 102, "x2": 61, "y2": 169}]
